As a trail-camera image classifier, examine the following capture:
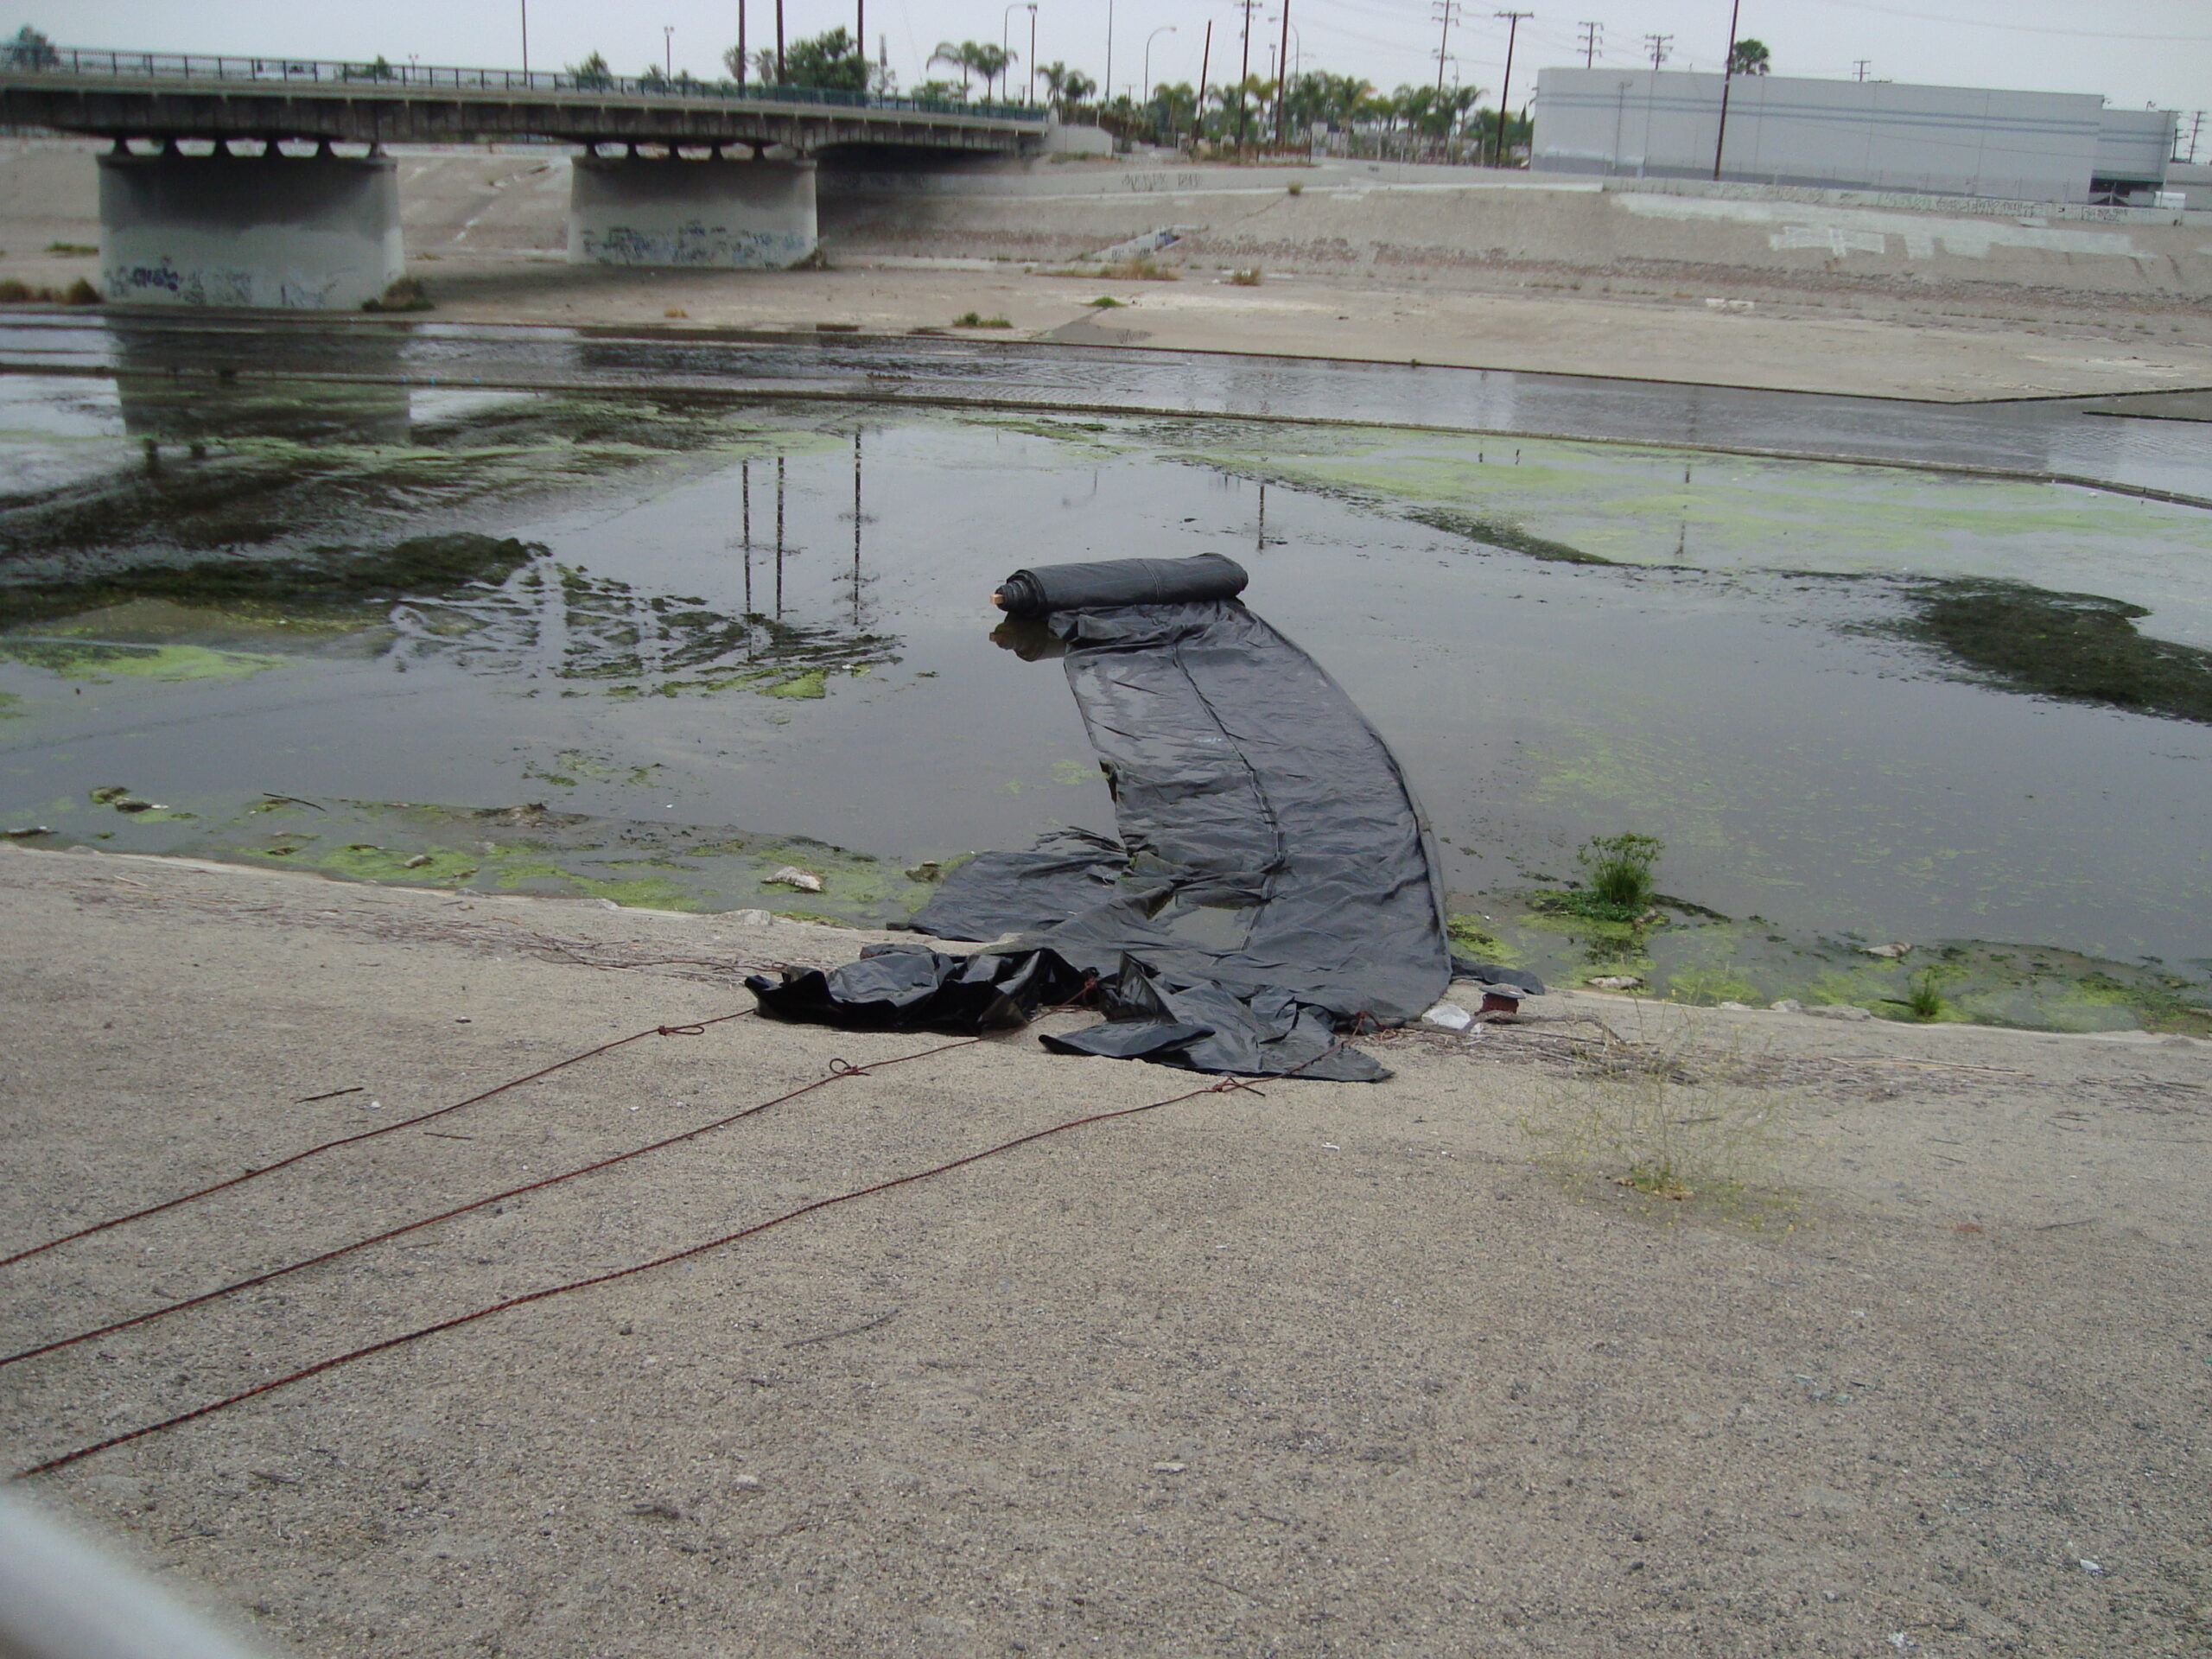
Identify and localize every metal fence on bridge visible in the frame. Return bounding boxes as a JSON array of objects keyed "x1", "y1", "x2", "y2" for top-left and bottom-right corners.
[{"x1": 0, "y1": 43, "x2": 1046, "y2": 124}]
